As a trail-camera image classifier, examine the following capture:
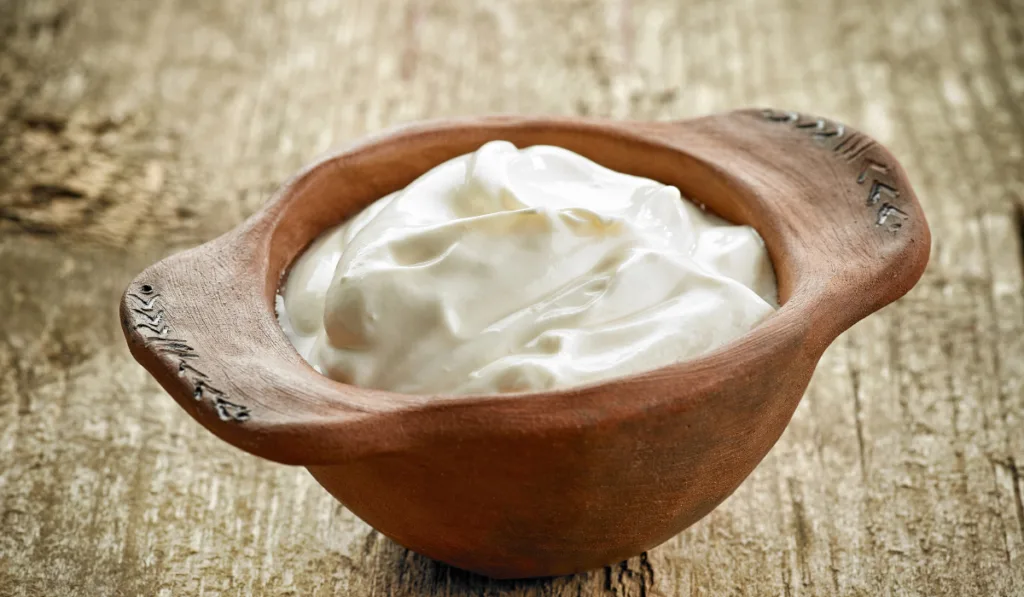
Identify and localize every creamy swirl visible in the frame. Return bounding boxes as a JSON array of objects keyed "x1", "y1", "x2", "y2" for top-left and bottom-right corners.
[{"x1": 277, "y1": 141, "x2": 777, "y2": 395}]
